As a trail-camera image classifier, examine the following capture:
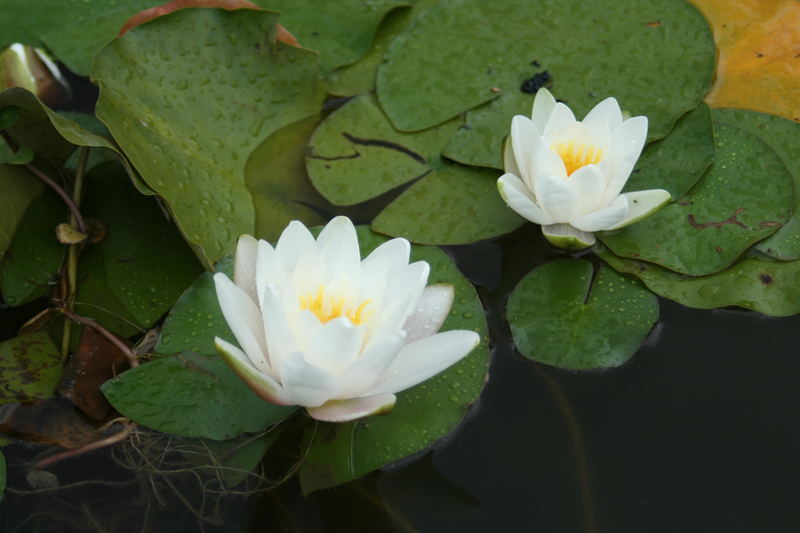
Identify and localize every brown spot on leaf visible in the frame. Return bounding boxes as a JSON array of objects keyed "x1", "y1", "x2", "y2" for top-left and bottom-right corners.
[
  {"x1": 687, "y1": 208, "x2": 747, "y2": 229},
  {"x1": 760, "y1": 273, "x2": 773, "y2": 284}
]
